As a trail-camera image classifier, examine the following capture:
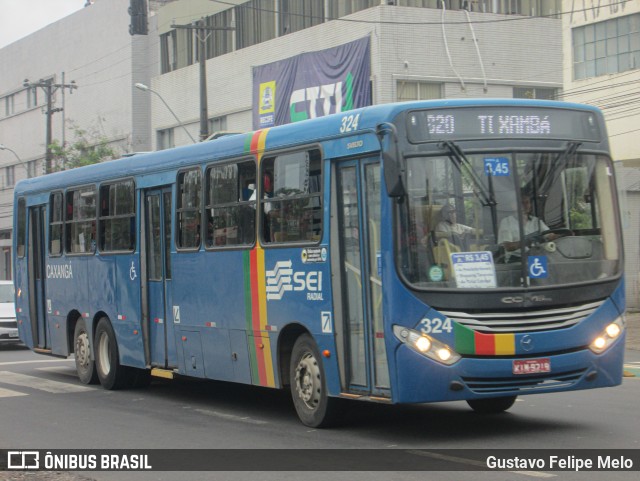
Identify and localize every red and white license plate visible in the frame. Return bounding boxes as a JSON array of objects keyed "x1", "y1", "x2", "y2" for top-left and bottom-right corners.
[{"x1": 513, "y1": 358, "x2": 551, "y2": 375}]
